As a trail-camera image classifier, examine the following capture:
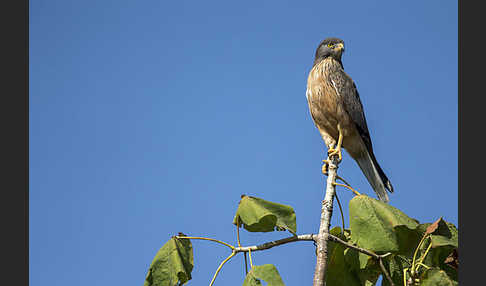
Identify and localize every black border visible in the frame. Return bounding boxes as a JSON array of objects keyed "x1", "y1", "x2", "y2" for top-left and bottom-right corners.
[
  {"x1": 1, "y1": 0, "x2": 28, "y2": 285},
  {"x1": 459, "y1": 0, "x2": 481, "y2": 285}
]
